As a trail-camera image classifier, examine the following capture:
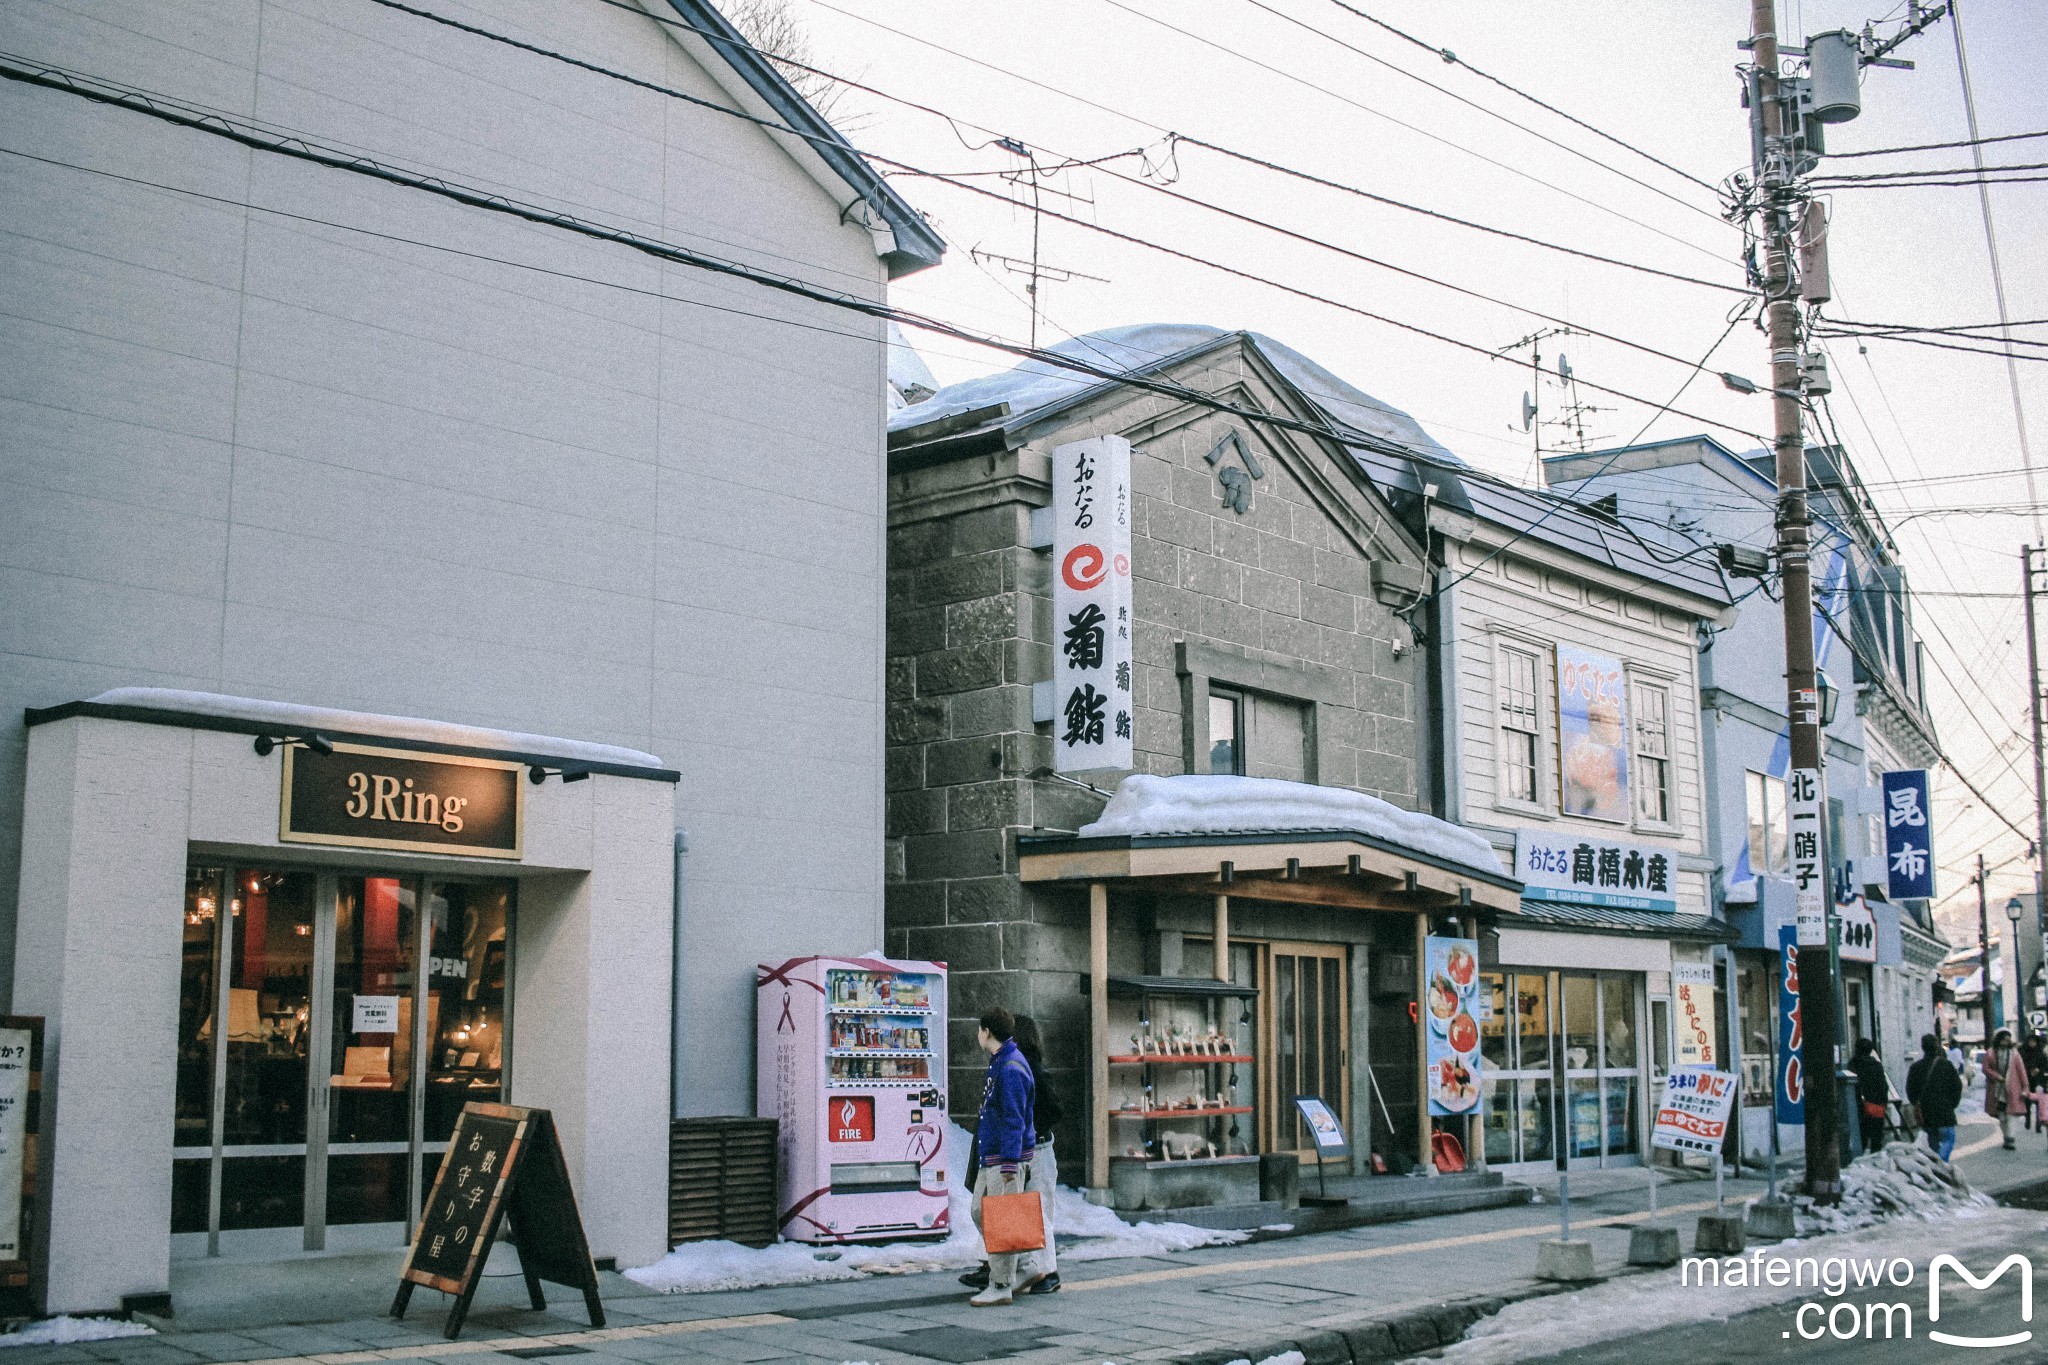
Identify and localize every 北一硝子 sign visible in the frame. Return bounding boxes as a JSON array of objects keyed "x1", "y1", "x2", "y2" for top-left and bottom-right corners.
[{"x1": 1052, "y1": 436, "x2": 1133, "y2": 773}]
